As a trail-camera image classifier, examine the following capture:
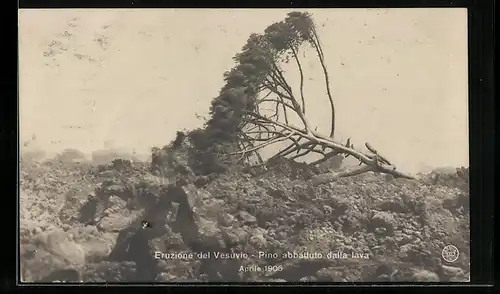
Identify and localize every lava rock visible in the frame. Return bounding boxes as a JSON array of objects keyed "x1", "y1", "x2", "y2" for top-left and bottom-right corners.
[
  {"x1": 218, "y1": 213, "x2": 236, "y2": 227},
  {"x1": 238, "y1": 211, "x2": 257, "y2": 224},
  {"x1": 371, "y1": 211, "x2": 396, "y2": 233},
  {"x1": 412, "y1": 269, "x2": 440, "y2": 282}
]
